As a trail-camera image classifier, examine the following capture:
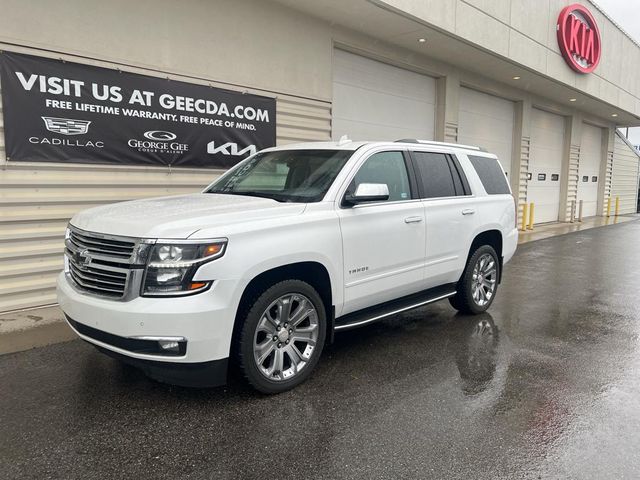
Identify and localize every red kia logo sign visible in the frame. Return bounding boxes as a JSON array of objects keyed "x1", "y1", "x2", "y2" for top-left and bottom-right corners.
[{"x1": 557, "y1": 4, "x2": 601, "y2": 73}]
